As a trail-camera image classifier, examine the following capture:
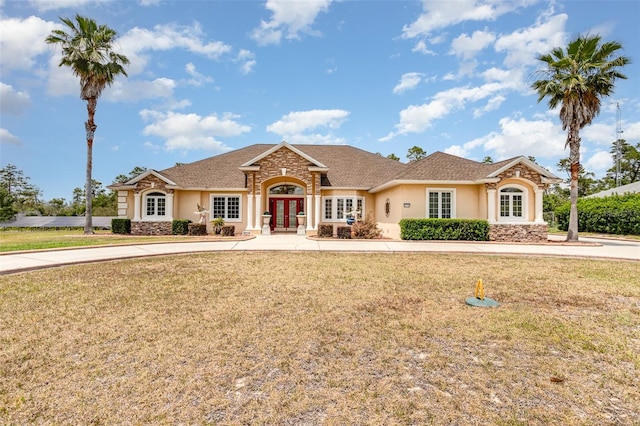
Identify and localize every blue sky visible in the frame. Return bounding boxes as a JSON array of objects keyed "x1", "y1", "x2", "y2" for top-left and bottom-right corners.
[{"x1": 1, "y1": 0, "x2": 638, "y2": 201}]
